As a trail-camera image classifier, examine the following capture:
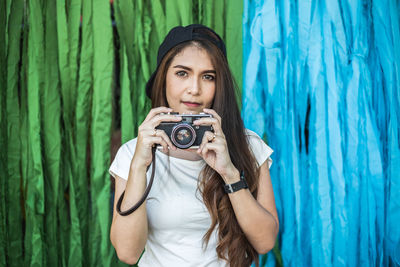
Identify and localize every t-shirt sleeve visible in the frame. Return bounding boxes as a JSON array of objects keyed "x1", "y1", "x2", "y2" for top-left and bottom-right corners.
[
  {"x1": 109, "y1": 139, "x2": 137, "y2": 180},
  {"x1": 246, "y1": 129, "x2": 273, "y2": 168}
]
